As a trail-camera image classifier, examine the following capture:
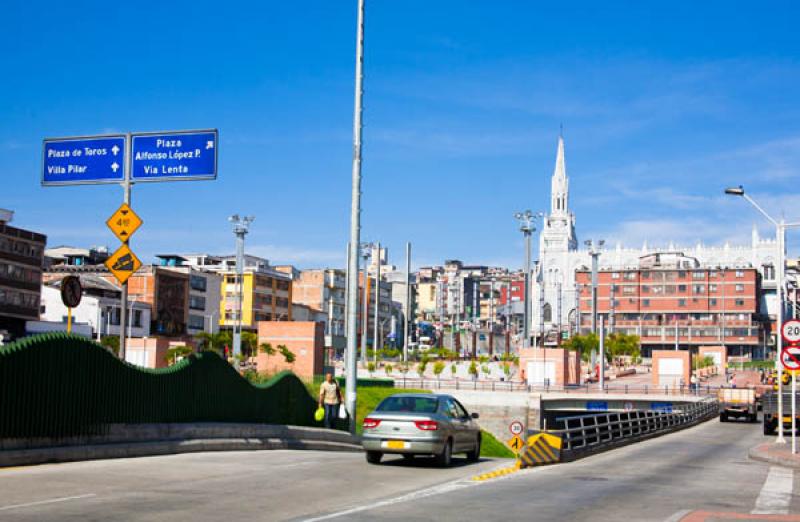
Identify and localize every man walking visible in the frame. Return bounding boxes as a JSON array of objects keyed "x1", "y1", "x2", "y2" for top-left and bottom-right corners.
[{"x1": 319, "y1": 372, "x2": 343, "y2": 429}]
